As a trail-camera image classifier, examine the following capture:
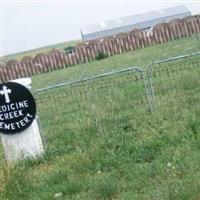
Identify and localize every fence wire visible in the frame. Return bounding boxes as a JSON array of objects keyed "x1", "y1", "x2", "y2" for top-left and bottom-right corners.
[
  {"x1": 35, "y1": 67, "x2": 147, "y2": 135},
  {"x1": 34, "y1": 51, "x2": 200, "y2": 136},
  {"x1": 147, "y1": 52, "x2": 200, "y2": 116}
]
